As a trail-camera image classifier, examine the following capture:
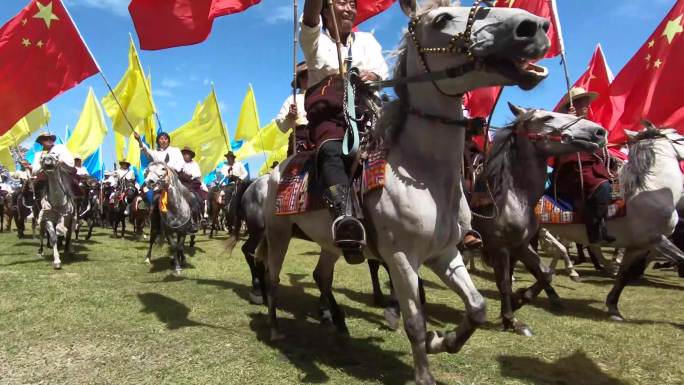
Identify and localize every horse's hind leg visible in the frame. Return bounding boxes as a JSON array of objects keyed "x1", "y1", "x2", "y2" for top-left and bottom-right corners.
[
  {"x1": 542, "y1": 229, "x2": 580, "y2": 282},
  {"x1": 145, "y1": 210, "x2": 160, "y2": 265},
  {"x1": 313, "y1": 250, "x2": 346, "y2": 334},
  {"x1": 385, "y1": 251, "x2": 435, "y2": 385},
  {"x1": 606, "y1": 249, "x2": 649, "y2": 321},
  {"x1": 514, "y1": 244, "x2": 562, "y2": 311},
  {"x1": 243, "y1": 233, "x2": 264, "y2": 305},
  {"x1": 264, "y1": 224, "x2": 292, "y2": 341},
  {"x1": 173, "y1": 234, "x2": 184, "y2": 275}
]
